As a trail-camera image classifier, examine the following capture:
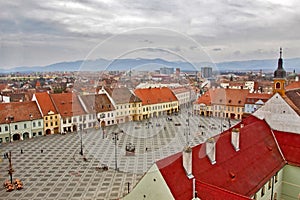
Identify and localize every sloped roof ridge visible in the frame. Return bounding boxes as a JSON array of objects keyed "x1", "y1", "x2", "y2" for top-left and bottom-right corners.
[{"x1": 270, "y1": 128, "x2": 286, "y2": 163}]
